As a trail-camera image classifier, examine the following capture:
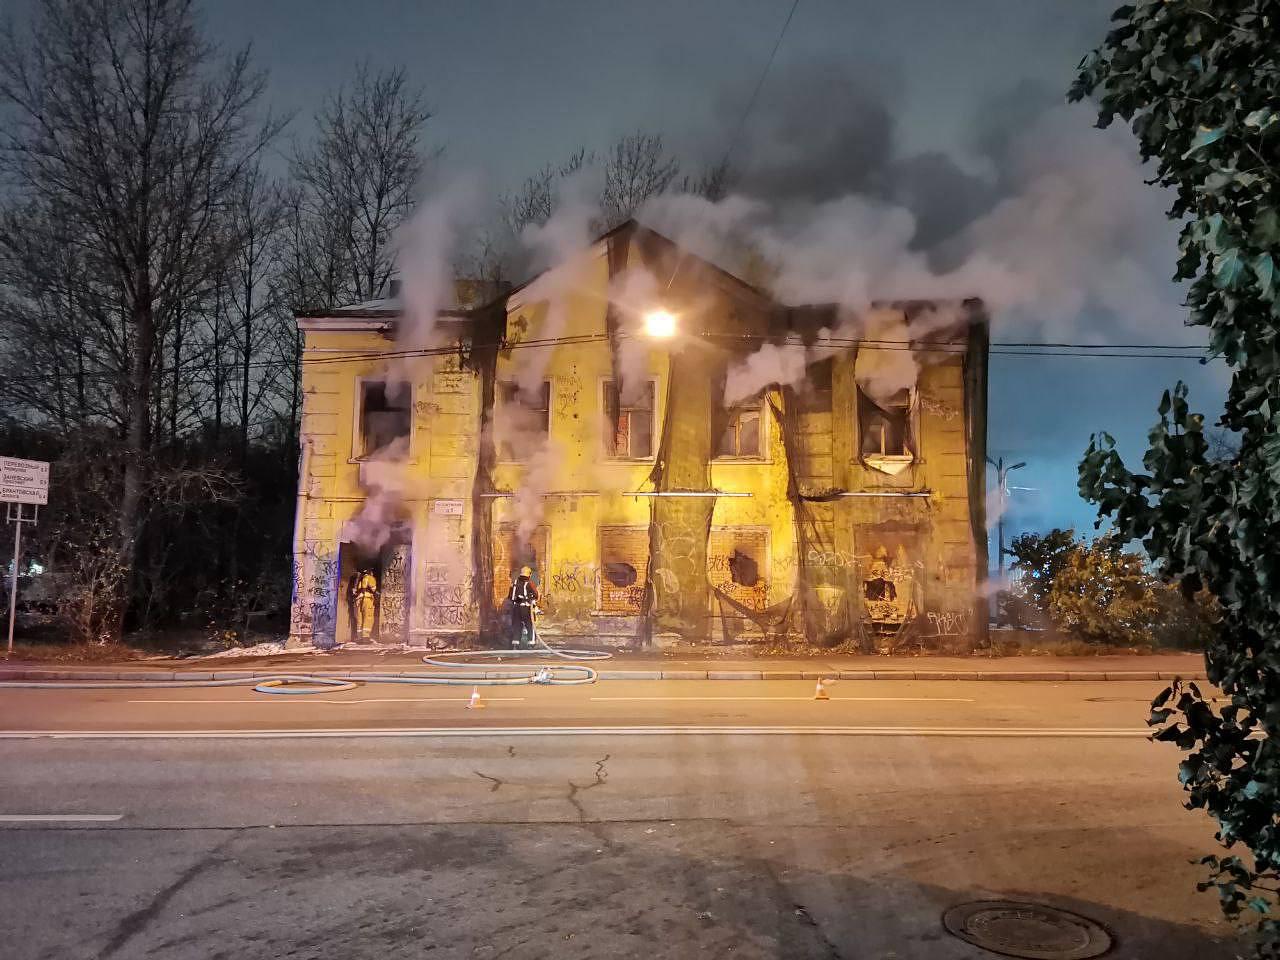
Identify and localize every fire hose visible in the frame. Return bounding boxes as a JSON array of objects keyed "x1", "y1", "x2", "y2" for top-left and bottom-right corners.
[{"x1": 0, "y1": 630, "x2": 613, "y2": 694}]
